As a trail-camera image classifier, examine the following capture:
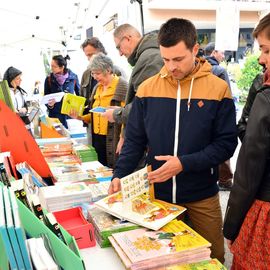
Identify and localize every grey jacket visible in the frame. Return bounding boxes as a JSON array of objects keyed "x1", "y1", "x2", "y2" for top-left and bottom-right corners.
[{"x1": 113, "y1": 32, "x2": 164, "y2": 124}]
